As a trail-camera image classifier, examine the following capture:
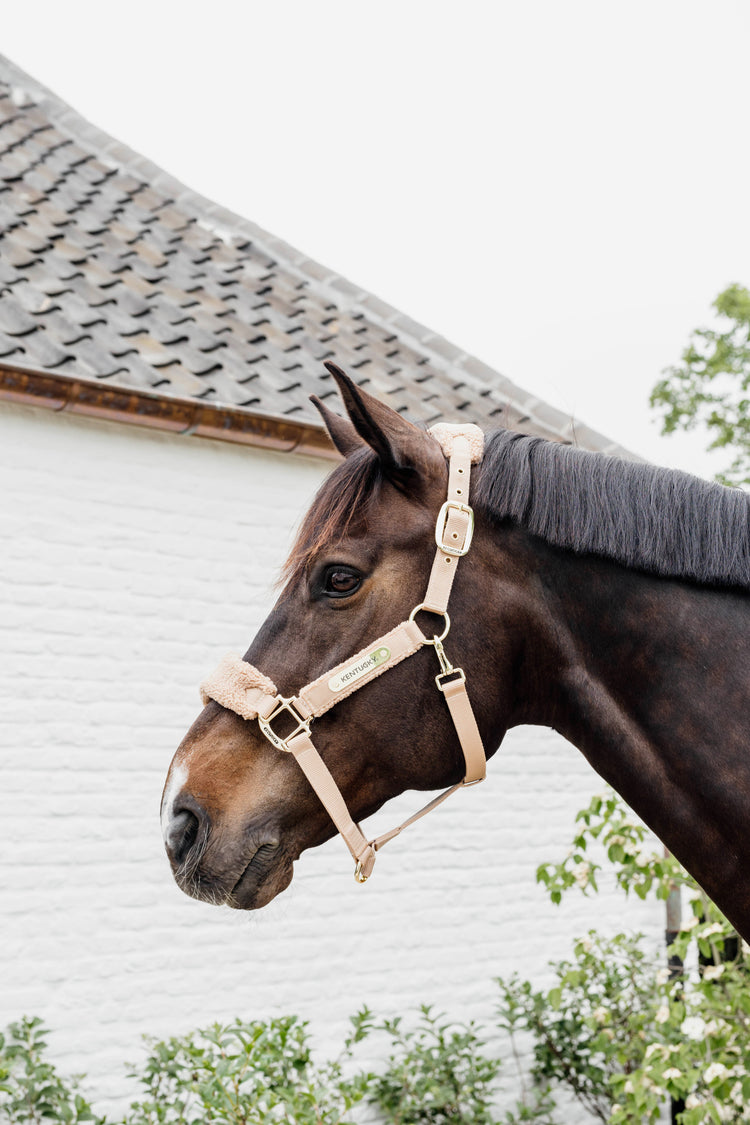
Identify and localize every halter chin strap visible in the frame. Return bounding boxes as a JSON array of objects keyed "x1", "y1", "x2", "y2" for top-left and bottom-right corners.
[{"x1": 200, "y1": 424, "x2": 486, "y2": 882}]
